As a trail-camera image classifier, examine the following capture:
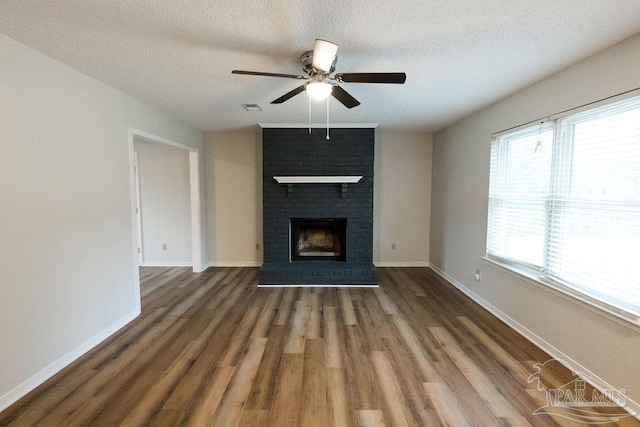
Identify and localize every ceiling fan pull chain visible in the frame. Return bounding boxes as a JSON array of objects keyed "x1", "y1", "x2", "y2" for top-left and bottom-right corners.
[
  {"x1": 326, "y1": 96, "x2": 330, "y2": 140},
  {"x1": 308, "y1": 96, "x2": 312, "y2": 134}
]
